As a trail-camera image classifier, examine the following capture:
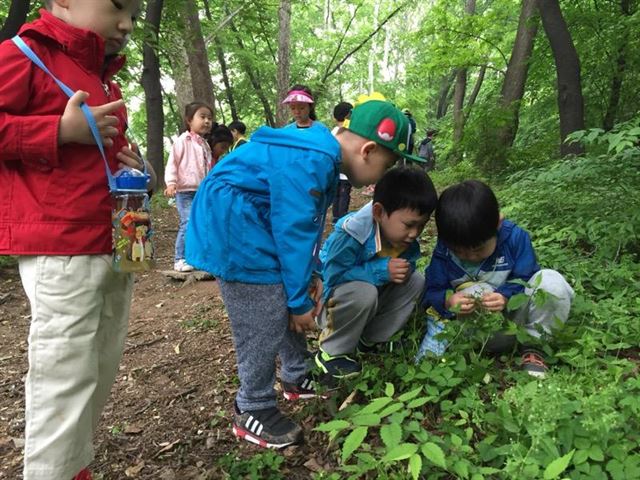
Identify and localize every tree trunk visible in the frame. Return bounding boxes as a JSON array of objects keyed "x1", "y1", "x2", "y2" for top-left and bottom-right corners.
[
  {"x1": 539, "y1": 0, "x2": 585, "y2": 156},
  {"x1": 141, "y1": 0, "x2": 165, "y2": 187},
  {"x1": 0, "y1": 0, "x2": 30, "y2": 42},
  {"x1": 275, "y1": 0, "x2": 292, "y2": 127},
  {"x1": 227, "y1": 16, "x2": 276, "y2": 126},
  {"x1": 451, "y1": 0, "x2": 476, "y2": 158},
  {"x1": 183, "y1": 0, "x2": 216, "y2": 118},
  {"x1": 465, "y1": 65, "x2": 486, "y2": 118},
  {"x1": 602, "y1": 0, "x2": 632, "y2": 131},
  {"x1": 436, "y1": 70, "x2": 456, "y2": 119},
  {"x1": 213, "y1": 36, "x2": 238, "y2": 123},
  {"x1": 168, "y1": 44, "x2": 194, "y2": 129}
]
